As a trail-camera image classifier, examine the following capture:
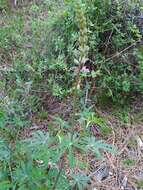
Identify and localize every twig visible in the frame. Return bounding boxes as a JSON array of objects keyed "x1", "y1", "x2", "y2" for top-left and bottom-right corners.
[
  {"x1": 103, "y1": 30, "x2": 113, "y2": 54},
  {"x1": 85, "y1": 80, "x2": 89, "y2": 106},
  {"x1": 103, "y1": 39, "x2": 141, "y2": 64},
  {"x1": 105, "y1": 152, "x2": 116, "y2": 170},
  {"x1": 118, "y1": 129, "x2": 135, "y2": 156}
]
